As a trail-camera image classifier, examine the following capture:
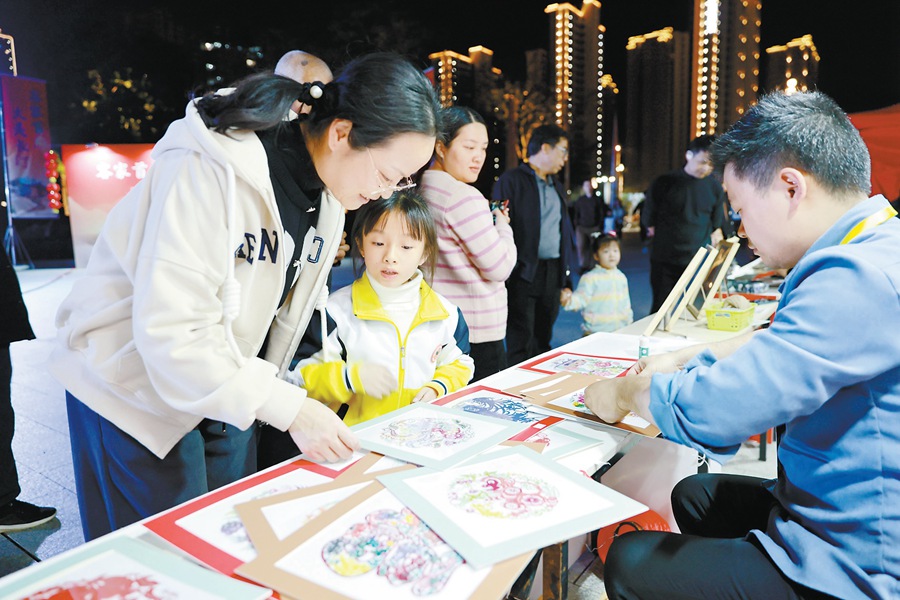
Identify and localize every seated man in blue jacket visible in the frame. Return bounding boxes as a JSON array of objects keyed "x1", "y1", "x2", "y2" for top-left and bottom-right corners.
[{"x1": 585, "y1": 90, "x2": 899, "y2": 600}]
